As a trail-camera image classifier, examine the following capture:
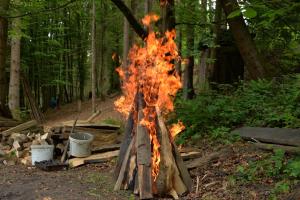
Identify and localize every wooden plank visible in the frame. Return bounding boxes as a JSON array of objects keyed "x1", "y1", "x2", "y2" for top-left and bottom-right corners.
[
  {"x1": 185, "y1": 147, "x2": 234, "y2": 169},
  {"x1": 62, "y1": 121, "x2": 120, "y2": 130},
  {"x1": 0, "y1": 120, "x2": 21, "y2": 127},
  {"x1": 1, "y1": 120, "x2": 38, "y2": 137},
  {"x1": 232, "y1": 127, "x2": 300, "y2": 146},
  {"x1": 92, "y1": 144, "x2": 121, "y2": 154},
  {"x1": 136, "y1": 92, "x2": 152, "y2": 199},
  {"x1": 69, "y1": 150, "x2": 119, "y2": 168},
  {"x1": 252, "y1": 142, "x2": 300, "y2": 155}
]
